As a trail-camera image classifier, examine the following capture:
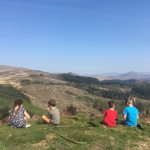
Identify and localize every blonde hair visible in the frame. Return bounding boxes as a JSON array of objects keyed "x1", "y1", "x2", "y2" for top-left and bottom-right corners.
[
  {"x1": 127, "y1": 97, "x2": 136, "y2": 105},
  {"x1": 128, "y1": 97, "x2": 136, "y2": 101}
]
